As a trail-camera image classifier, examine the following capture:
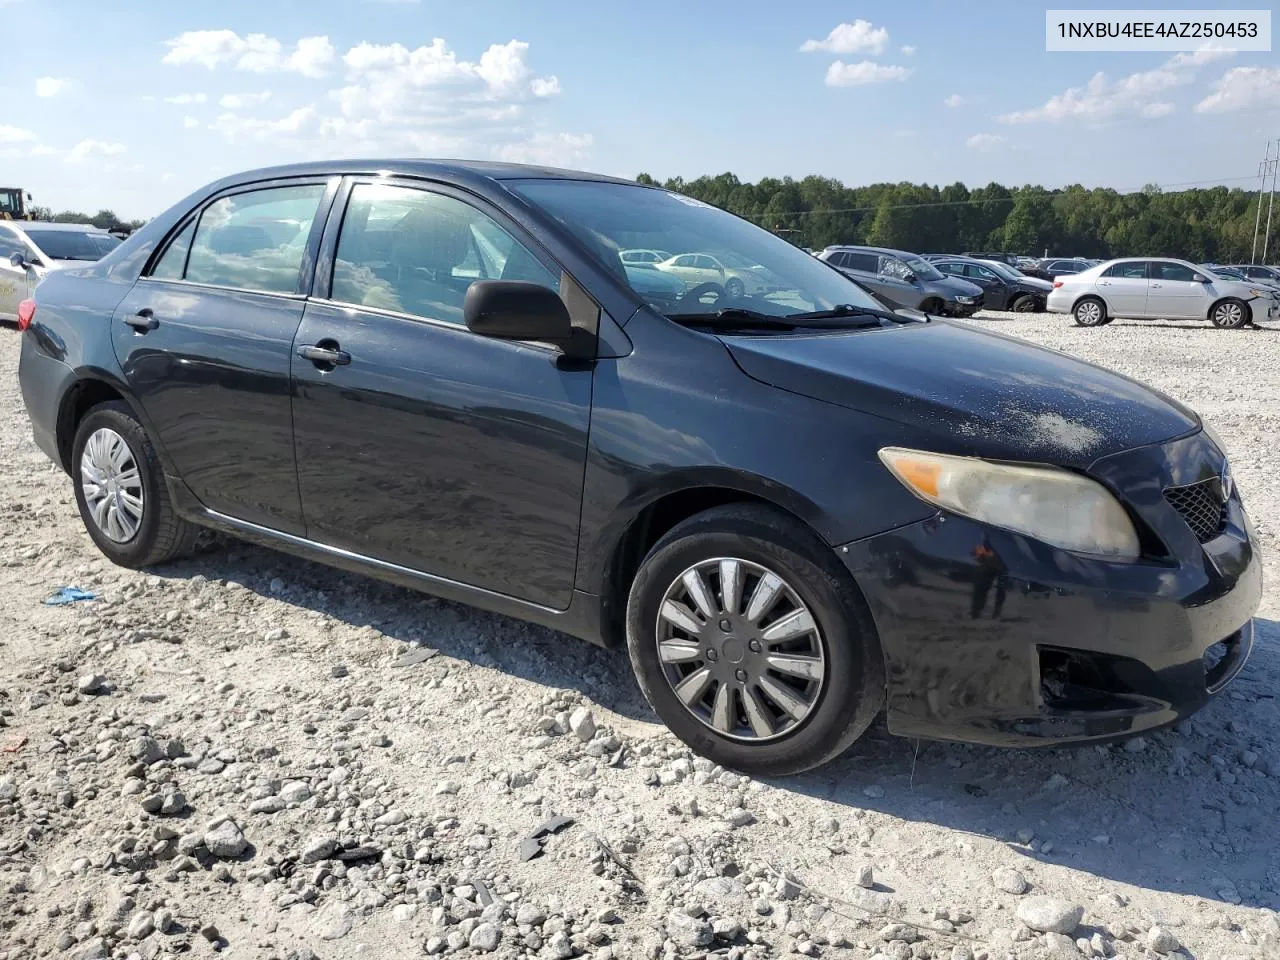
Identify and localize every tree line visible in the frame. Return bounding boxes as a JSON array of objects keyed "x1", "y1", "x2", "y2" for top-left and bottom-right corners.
[
  {"x1": 634, "y1": 172, "x2": 1273, "y2": 263},
  {"x1": 28, "y1": 207, "x2": 146, "y2": 234}
]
